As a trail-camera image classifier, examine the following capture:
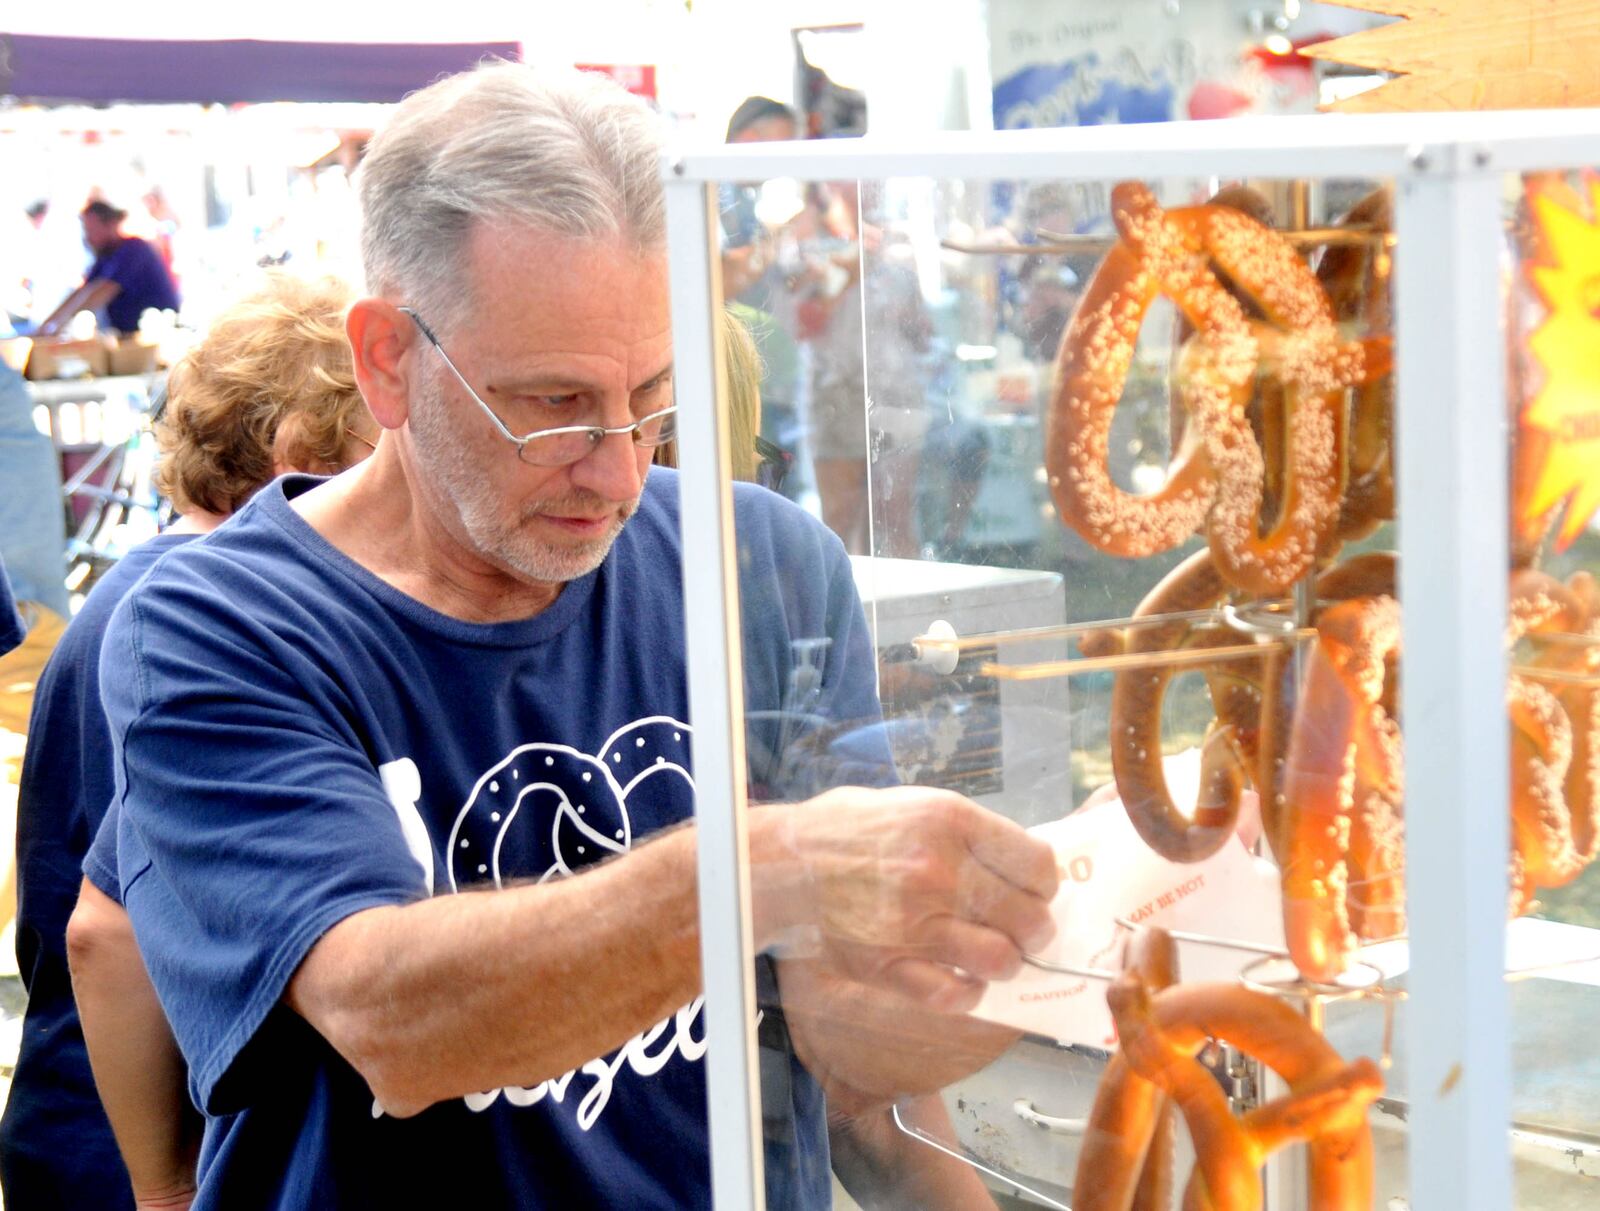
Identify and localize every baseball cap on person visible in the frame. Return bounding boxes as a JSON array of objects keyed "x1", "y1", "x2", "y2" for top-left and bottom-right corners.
[
  {"x1": 81, "y1": 200, "x2": 128, "y2": 224},
  {"x1": 725, "y1": 96, "x2": 799, "y2": 143}
]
